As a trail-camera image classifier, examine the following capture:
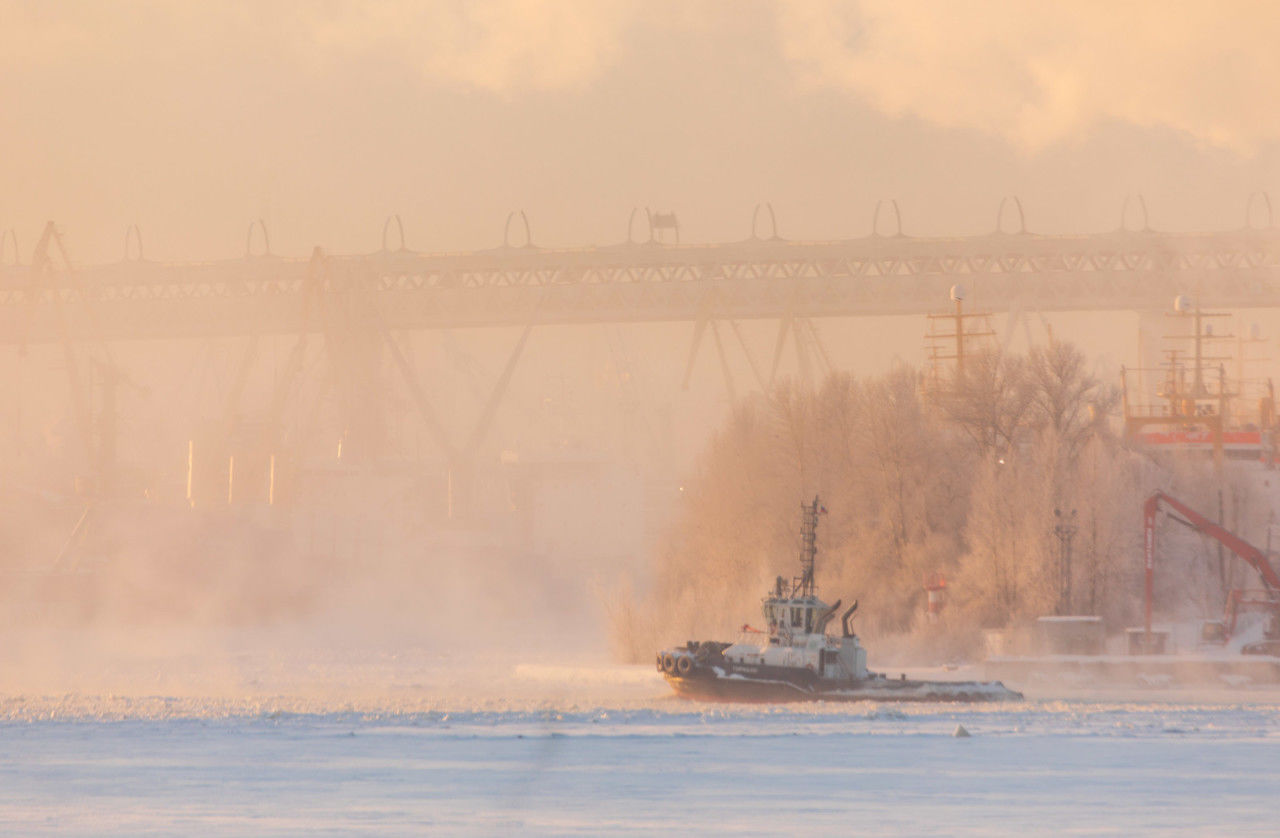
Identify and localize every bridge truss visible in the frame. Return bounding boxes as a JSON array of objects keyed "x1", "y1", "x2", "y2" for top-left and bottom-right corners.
[
  {"x1": 3, "y1": 224, "x2": 1280, "y2": 344},
  {"x1": 4, "y1": 212, "x2": 1280, "y2": 505}
]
